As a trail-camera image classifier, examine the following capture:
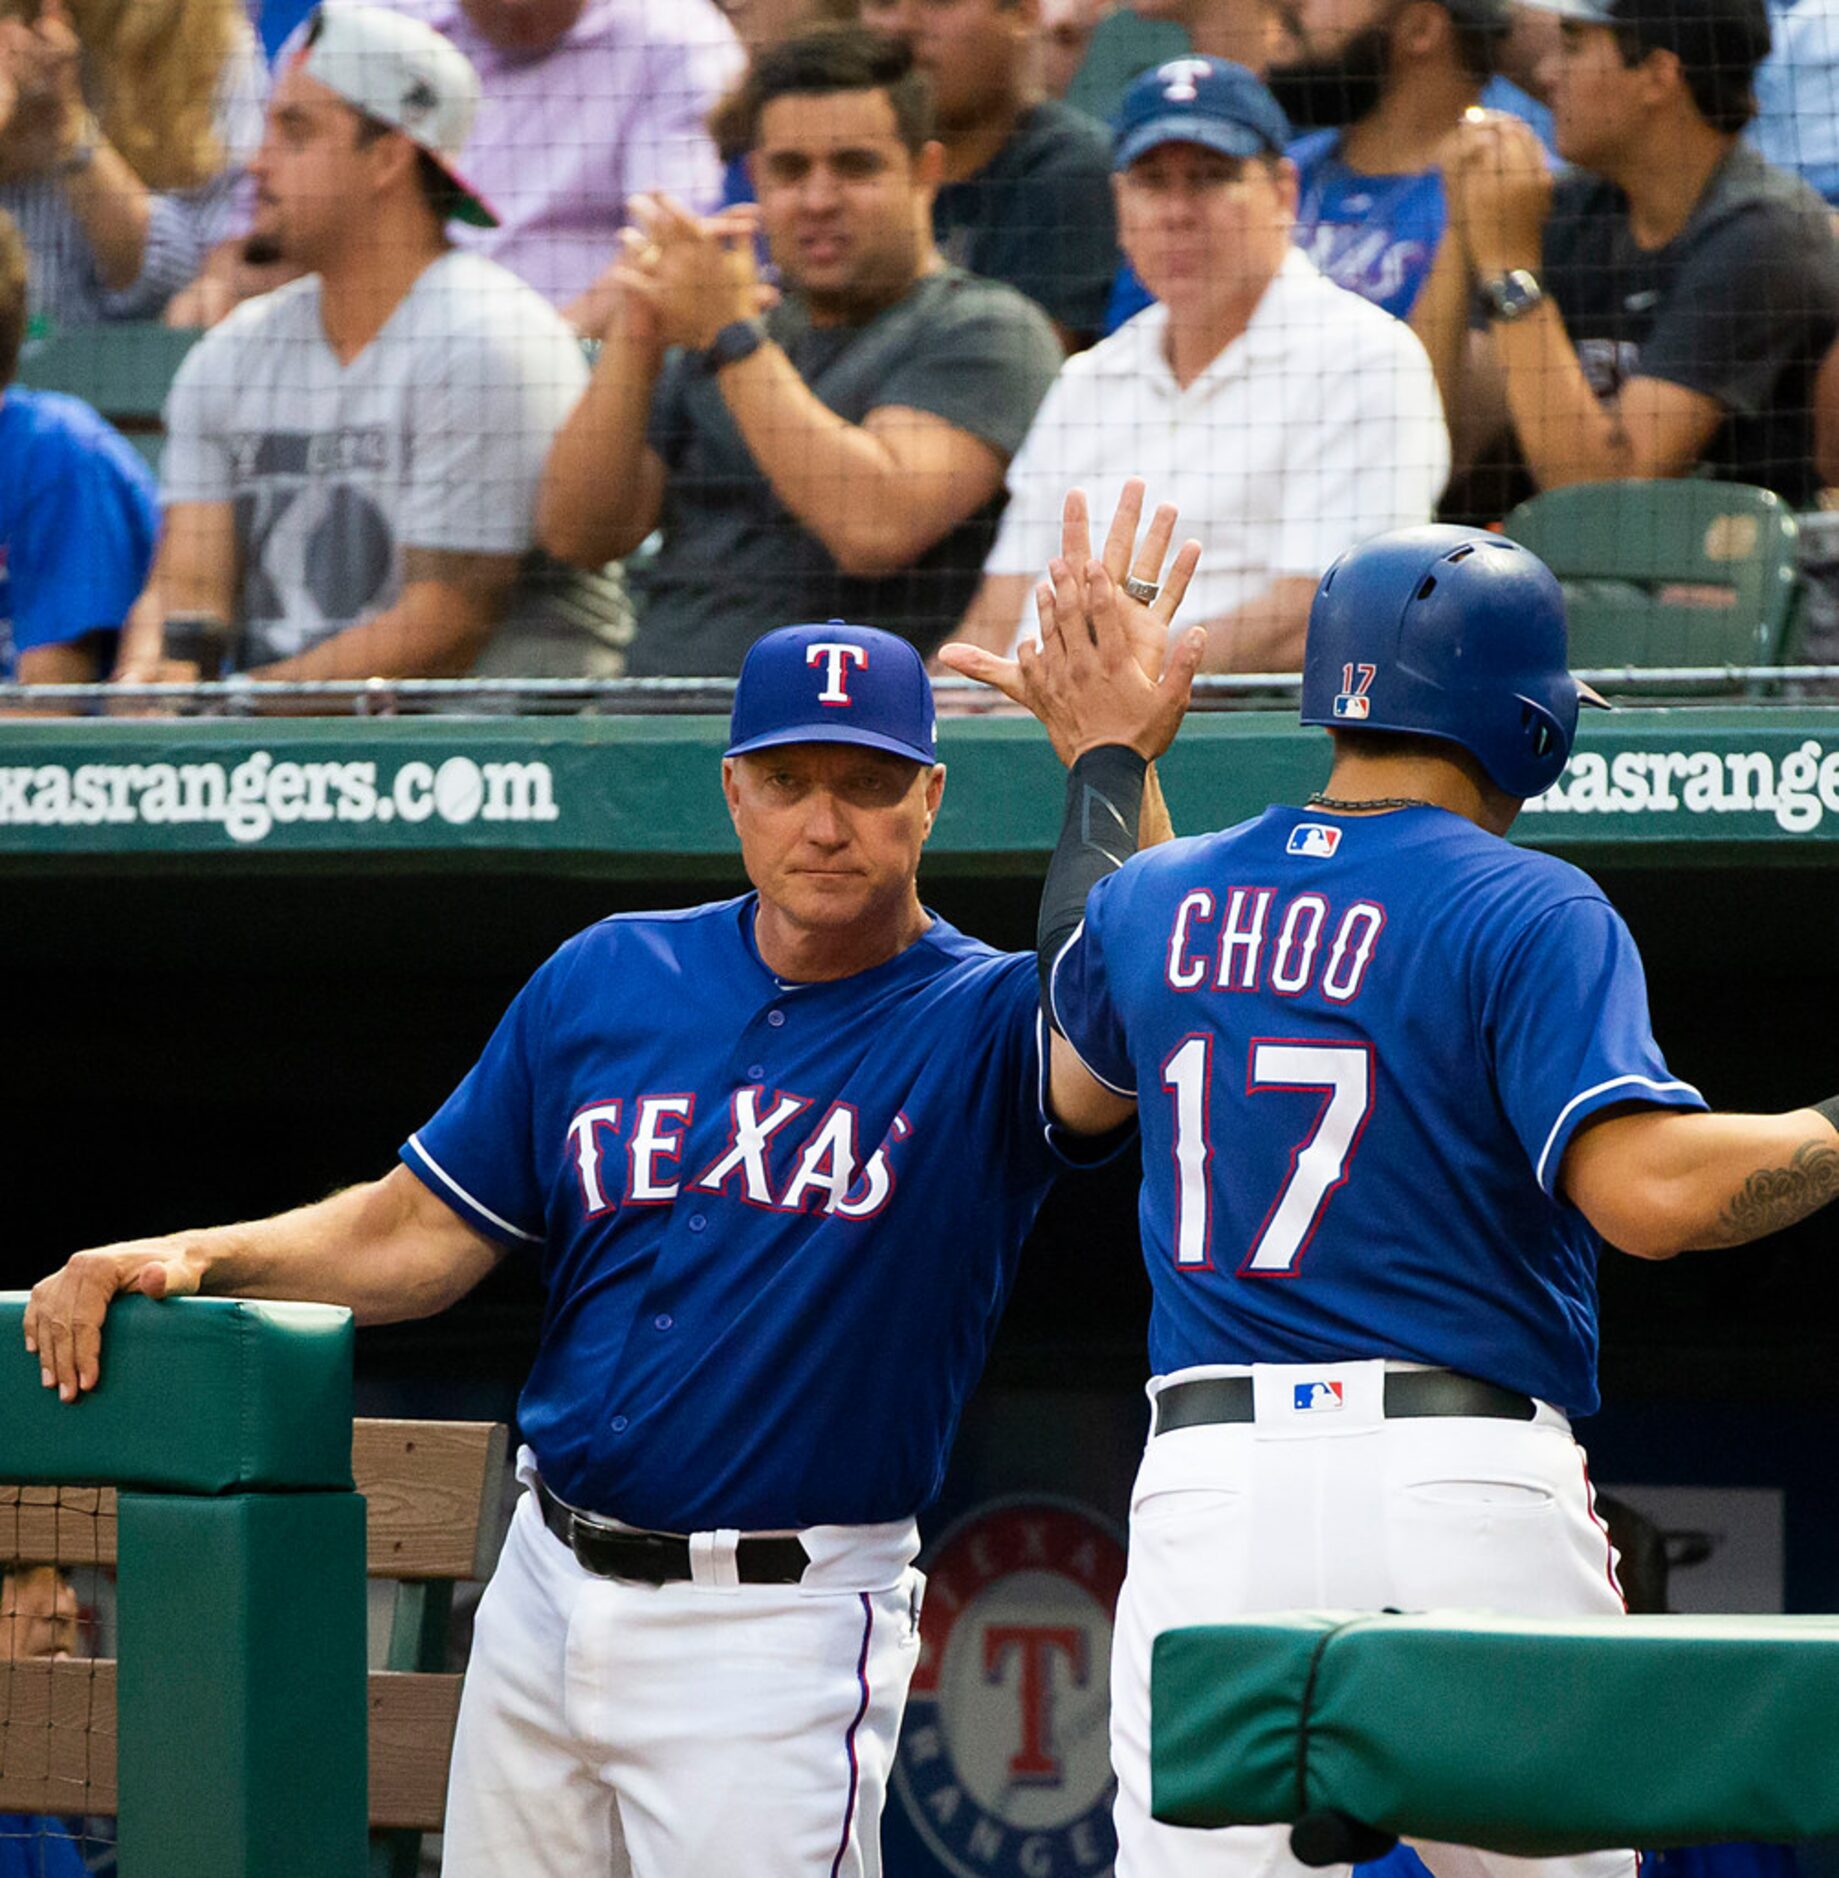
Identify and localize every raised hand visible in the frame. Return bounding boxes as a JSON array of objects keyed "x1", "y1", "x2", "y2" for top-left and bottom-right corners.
[
  {"x1": 1011, "y1": 550, "x2": 1207, "y2": 765},
  {"x1": 937, "y1": 479, "x2": 1201, "y2": 730}
]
